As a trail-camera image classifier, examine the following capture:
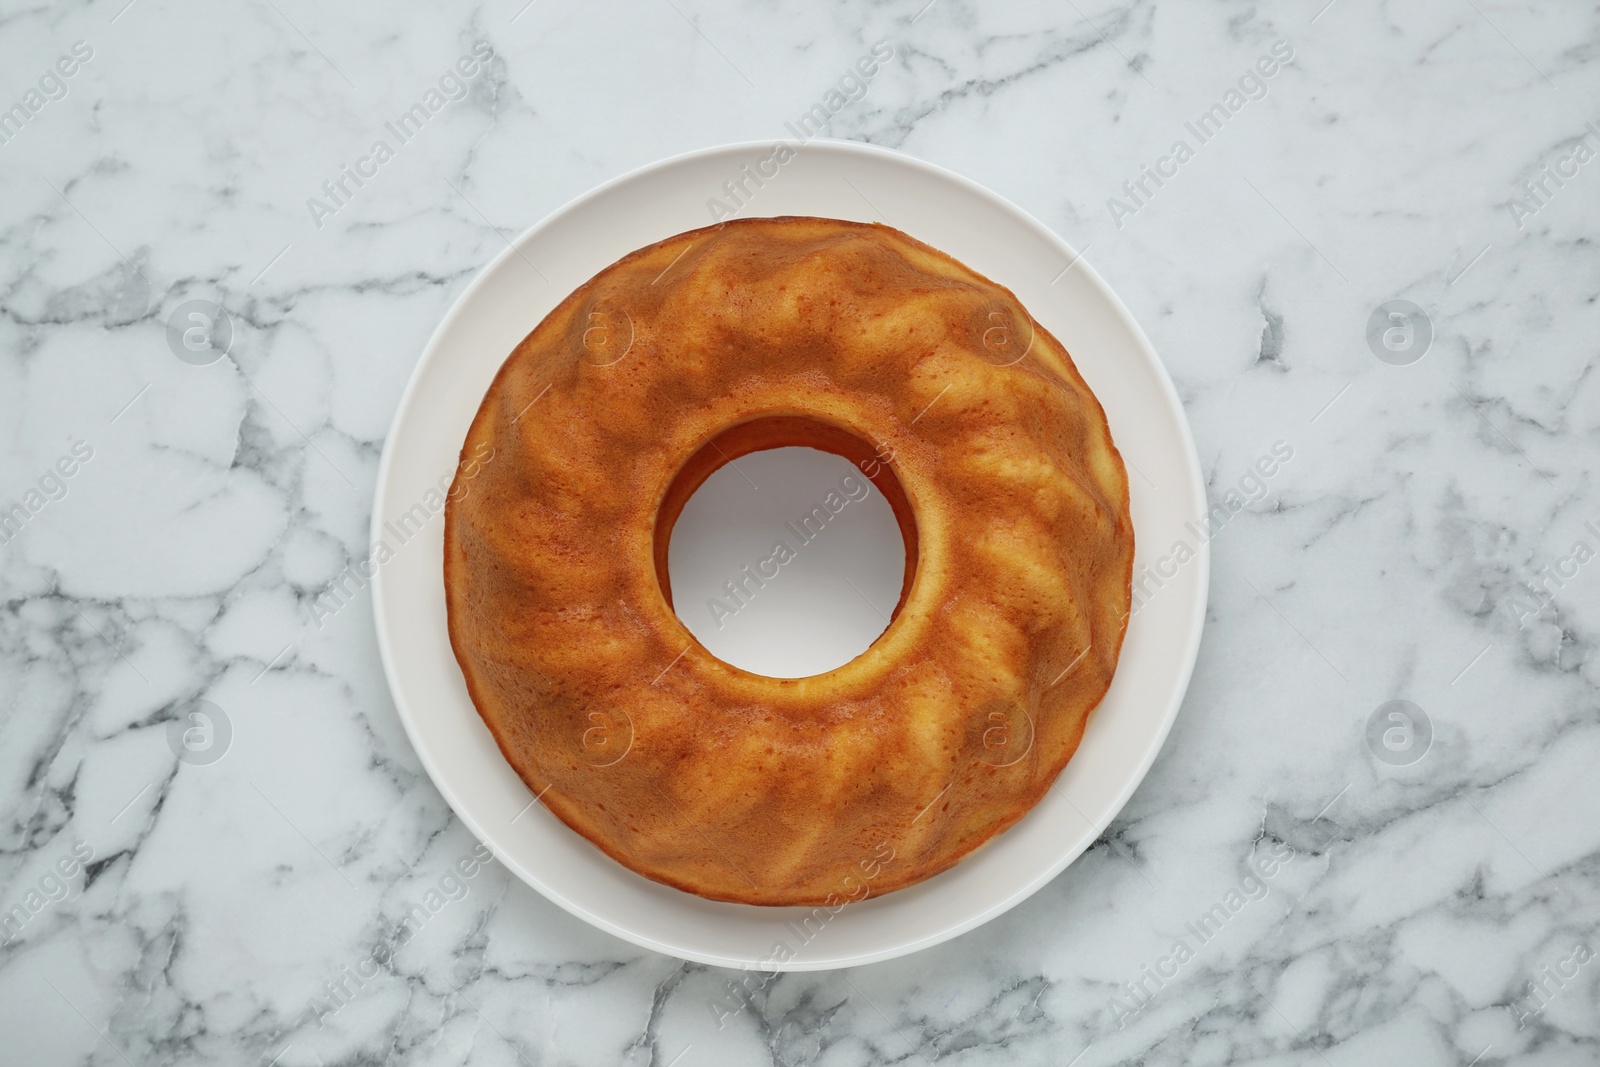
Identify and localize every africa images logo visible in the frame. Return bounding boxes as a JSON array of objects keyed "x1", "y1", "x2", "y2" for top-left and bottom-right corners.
[
  {"x1": 704, "y1": 40, "x2": 895, "y2": 224},
  {"x1": 1106, "y1": 40, "x2": 1294, "y2": 229},
  {"x1": 0, "y1": 40, "x2": 94, "y2": 148},
  {"x1": 304, "y1": 43, "x2": 495, "y2": 230},
  {"x1": 0, "y1": 441, "x2": 95, "y2": 547}
]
